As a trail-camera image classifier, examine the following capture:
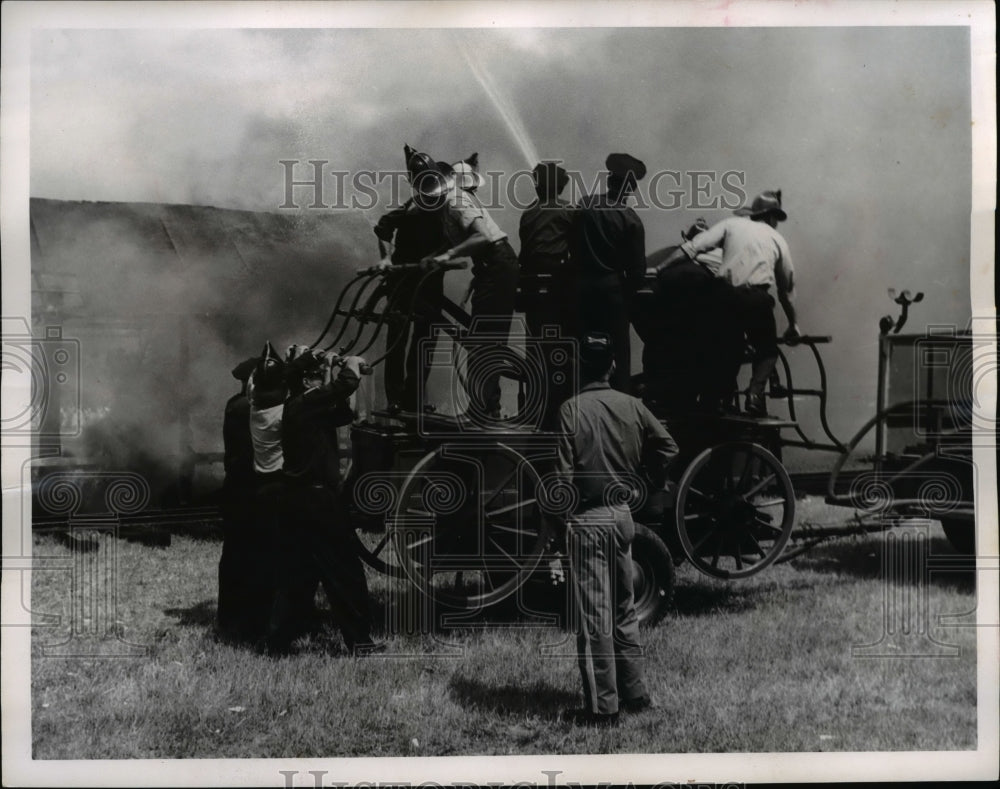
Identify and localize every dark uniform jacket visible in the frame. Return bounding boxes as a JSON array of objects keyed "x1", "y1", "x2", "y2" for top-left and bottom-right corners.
[
  {"x1": 281, "y1": 367, "x2": 362, "y2": 488},
  {"x1": 571, "y1": 192, "x2": 646, "y2": 290},
  {"x1": 374, "y1": 198, "x2": 447, "y2": 264},
  {"x1": 223, "y1": 392, "x2": 254, "y2": 487},
  {"x1": 519, "y1": 197, "x2": 573, "y2": 274}
]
